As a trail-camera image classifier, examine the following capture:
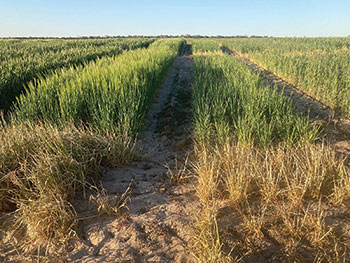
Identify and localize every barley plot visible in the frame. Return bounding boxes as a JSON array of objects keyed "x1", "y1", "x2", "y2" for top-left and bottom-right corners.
[
  {"x1": 14, "y1": 39, "x2": 184, "y2": 134},
  {"x1": 222, "y1": 38, "x2": 350, "y2": 117},
  {"x1": 0, "y1": 38, "x2": 153, "y2": 112},
  {"x1": 192, "y1": 52, "x2": 318, "y2": 147}
]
